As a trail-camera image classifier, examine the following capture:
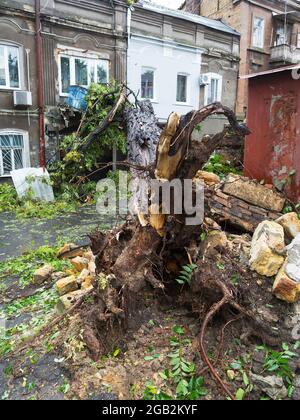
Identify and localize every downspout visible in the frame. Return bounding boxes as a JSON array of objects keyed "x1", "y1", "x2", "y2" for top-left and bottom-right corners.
[{"x1": 35, "y1": 0, "x2": 45, "y2": 168}]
